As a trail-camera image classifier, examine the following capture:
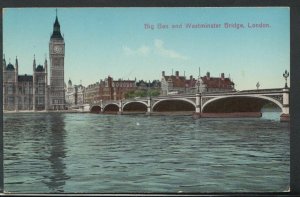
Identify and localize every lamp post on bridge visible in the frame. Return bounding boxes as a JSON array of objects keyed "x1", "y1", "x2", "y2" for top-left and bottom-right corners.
[
  {"x1": 197, "y1": 80, "x2": 200, "y2": 93},
  {"x1": 283, "y1": 70, "x2": 289, "y2": 88},
  {"x1": 147, "y1": 80, "x2": 152, "y2": 115},
  {"x1": 147, "y1": 80, "x2": 150, "y2": 98},
  {"x1": 280, "y1": 69, "x2": 290, "y2": 122},
  {"x1": 118, "y1": 98, "x2": 123, "y2": 115},
  {"x1": 193, "y1": 75, "x2": 202, "y2": 119}
]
